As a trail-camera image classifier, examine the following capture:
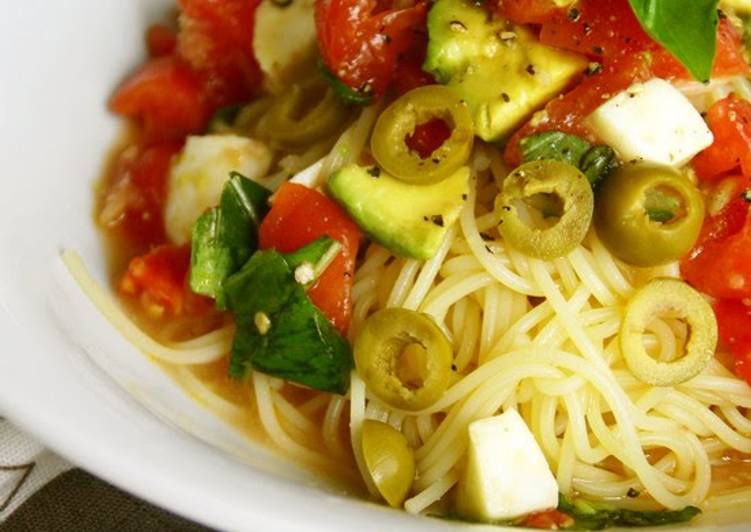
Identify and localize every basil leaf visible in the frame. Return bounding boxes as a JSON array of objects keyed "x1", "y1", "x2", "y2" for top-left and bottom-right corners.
[
  {"x1": 520, "y1": 131, "x2": 618, "y2": 187},
  {"x1": 580, "y1": 146, "x2": 619, "y2": 187},
  {"x1": 189, "y1": 172, "x2": 271, "y2": 309},
  {"x1": 558, "y1": 494, "x2": 701, "y2": 530},
  {"x1": 224, "y1": 245, "x2": 352, "y2": 395},
  {"x1": 520, "y1": 131, "x2": 592, "y2": 168},
  {"x1": 628, "y1": 0, "x2": 719, "y2": 82}
]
